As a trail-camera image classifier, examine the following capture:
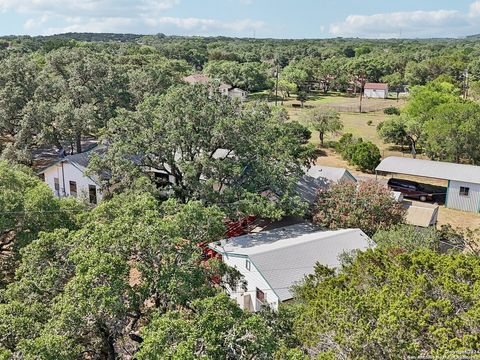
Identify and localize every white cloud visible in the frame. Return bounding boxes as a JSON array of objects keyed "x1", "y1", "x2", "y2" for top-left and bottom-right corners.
[
  {"x1": 330, "y1": 3, "x2": 480, "y2": 38},
  {"x1": 2, "y1": 0, "x2": 266, "y2": 36},
  {"x1": 1, "y1": 0, "x2": 179, "y2": 16},
  {"x1": 145, "y1": 17, "x2": 265, "y2": 33}
]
